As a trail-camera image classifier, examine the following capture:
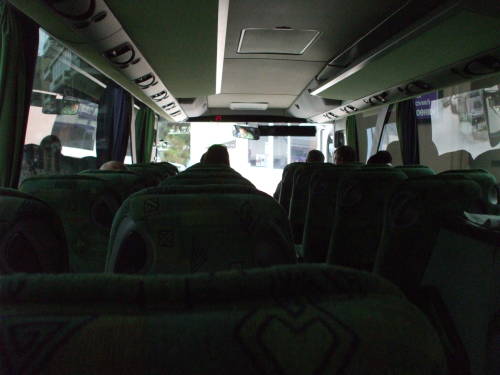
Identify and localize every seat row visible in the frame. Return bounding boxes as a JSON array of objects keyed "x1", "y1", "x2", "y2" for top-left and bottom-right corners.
[
  {"x1": 1, "y1": 162, "x2": 295, "y2": 274},
  {"x1": 1, "y1": 162, "x2": 498, "y2": 373},
  {"x1": 278, "y1": 162, "x2": 500, "y2": 375}
]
